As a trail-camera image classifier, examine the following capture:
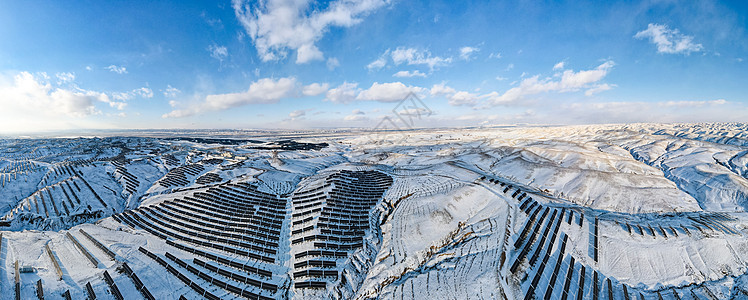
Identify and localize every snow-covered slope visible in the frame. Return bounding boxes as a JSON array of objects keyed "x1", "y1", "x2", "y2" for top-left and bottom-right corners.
[{"x1": 0, "y1": 124, "x2": 747, "y2": 299}]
